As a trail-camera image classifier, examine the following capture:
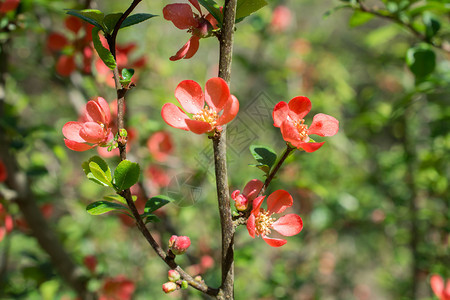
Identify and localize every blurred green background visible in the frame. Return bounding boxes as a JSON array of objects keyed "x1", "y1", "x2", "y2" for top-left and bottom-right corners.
[{"x1": 0, "y1": 0, "x2": 448, "y2": 299}]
